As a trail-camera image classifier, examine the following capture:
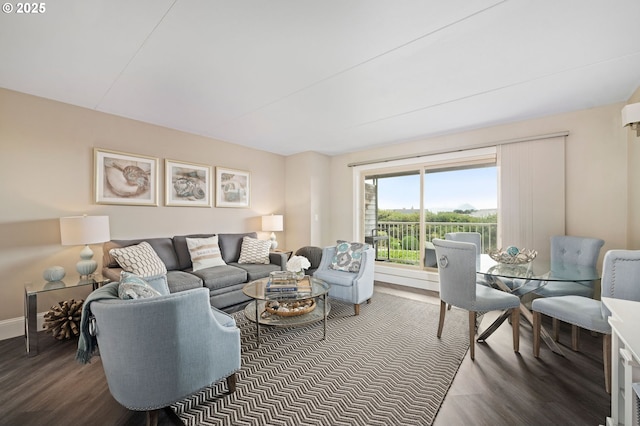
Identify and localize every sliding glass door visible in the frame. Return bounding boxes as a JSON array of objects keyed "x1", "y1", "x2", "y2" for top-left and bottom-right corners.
[{"x1": 364, "y1": 162, "x2": 497, "y2": 269}]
